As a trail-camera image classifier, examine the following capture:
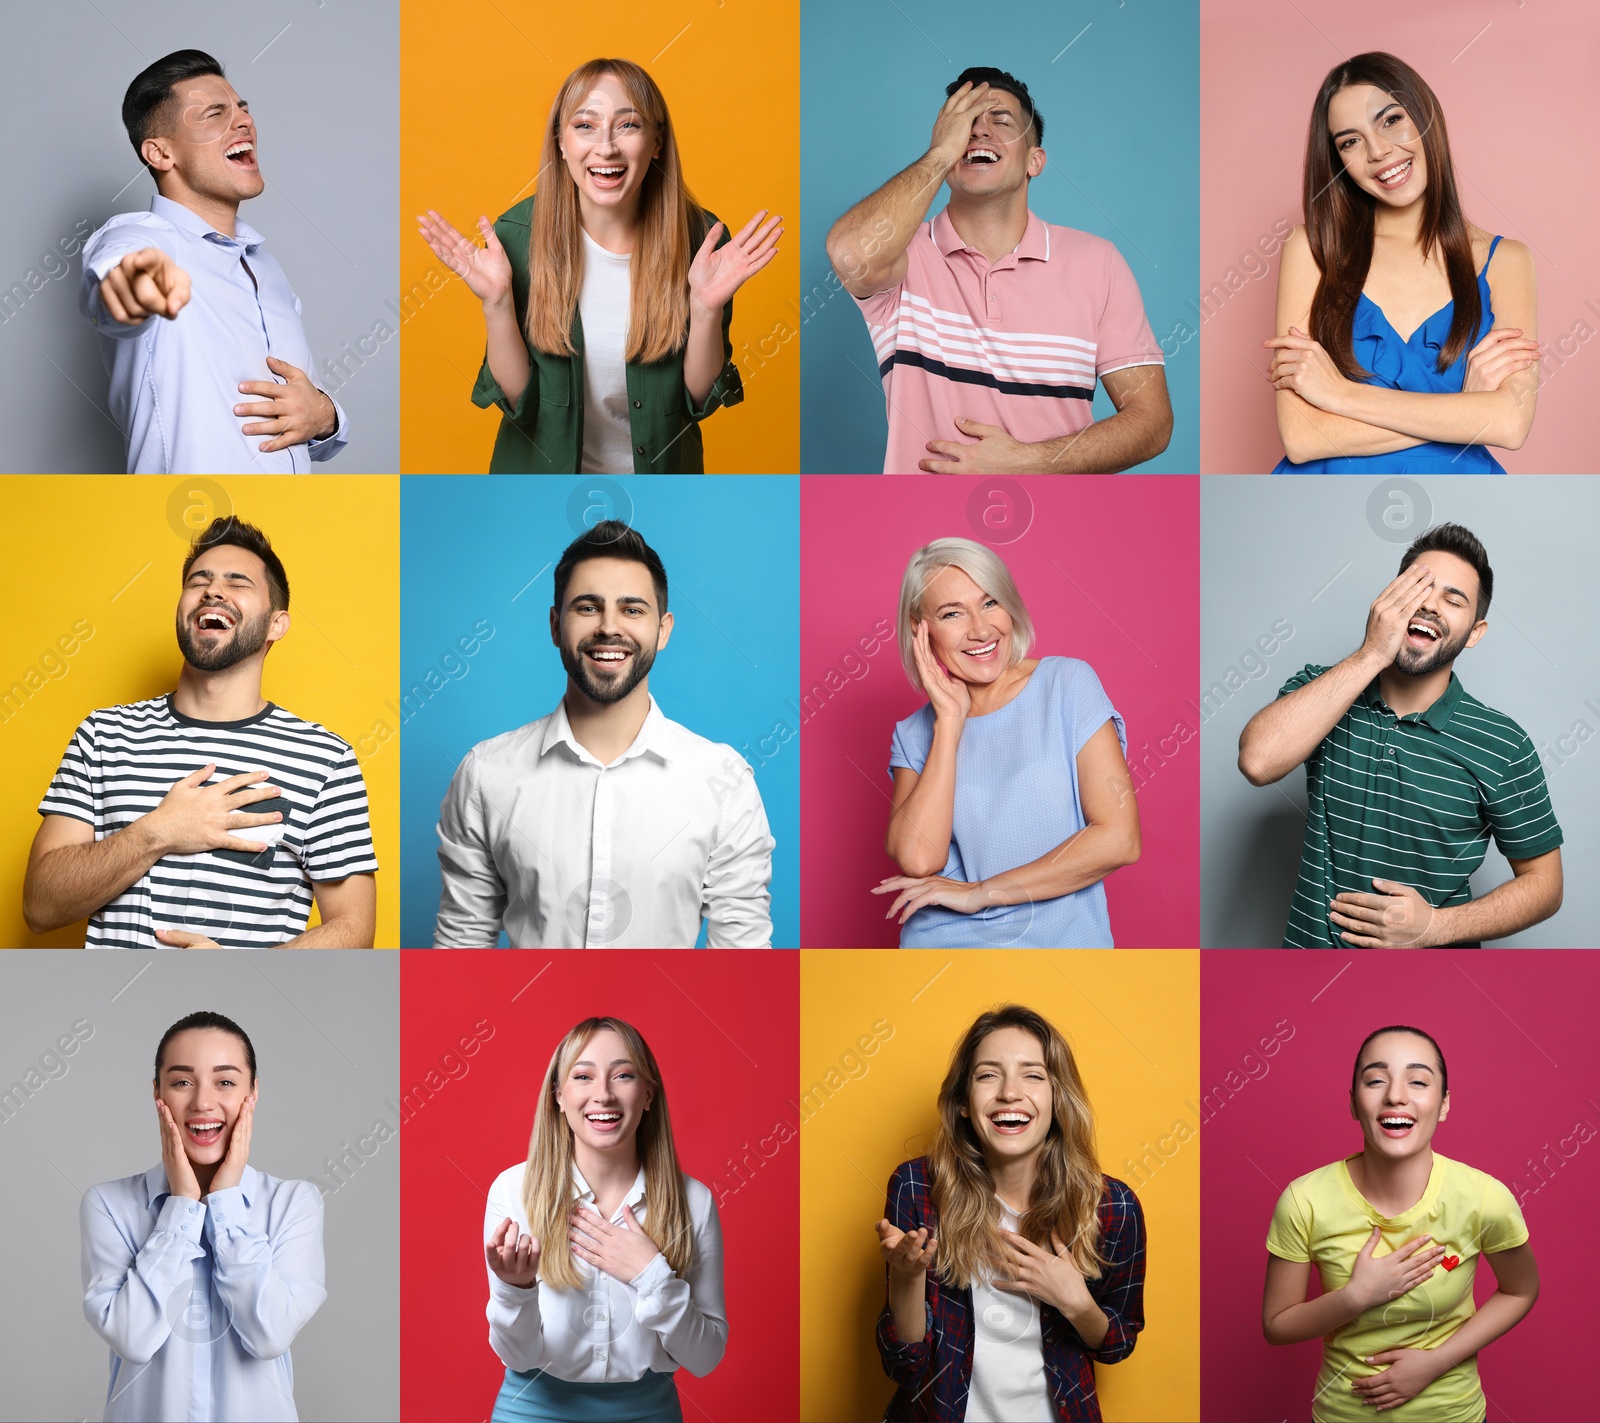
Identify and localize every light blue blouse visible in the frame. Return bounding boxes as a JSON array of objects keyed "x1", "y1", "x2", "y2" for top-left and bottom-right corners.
[
  {"x1": 888, "y1": 656, "x2": 1126, "y2": 948},
  {"x1": 80, "y1": 1163, "x2": 325, "y2": 1422}
]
